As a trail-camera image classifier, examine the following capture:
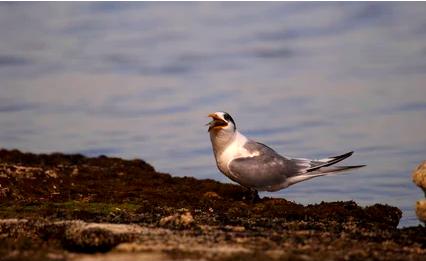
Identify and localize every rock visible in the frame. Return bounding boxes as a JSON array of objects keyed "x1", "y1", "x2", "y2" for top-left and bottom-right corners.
[
  {"x1": 224, "y1": 225, "x2": 246, "y2": 232},
  {"x1": 1, "y1": 148, "x2": 426, "y2": 260},
  {"x1": 203, "y1": 191, "x2": 221, "y2": 199},
  {"x1": 159, "y1": 211, "x2": 194, "y2": 228},
  {"x1": 45, "y1": 169, "x2": 58, "y2": 178},
  {"x1": 413, "y1": 160, "x2": 426, "y2": 196},
  {"x1": 413, "y1": 161, "x2": 426, "y2": 224},
  {"x1": 415, "y1": 200, "x2": 426, "y2": 224},
  {"x1": 0, "y1": 186, "x2": 10, "y2": 199},
  {"x1": 64, "y1": 227, "x2": 117, "y2": 252},
  {"x1": 62, "y1": 222, "x2": 138, "y2": 253}
]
